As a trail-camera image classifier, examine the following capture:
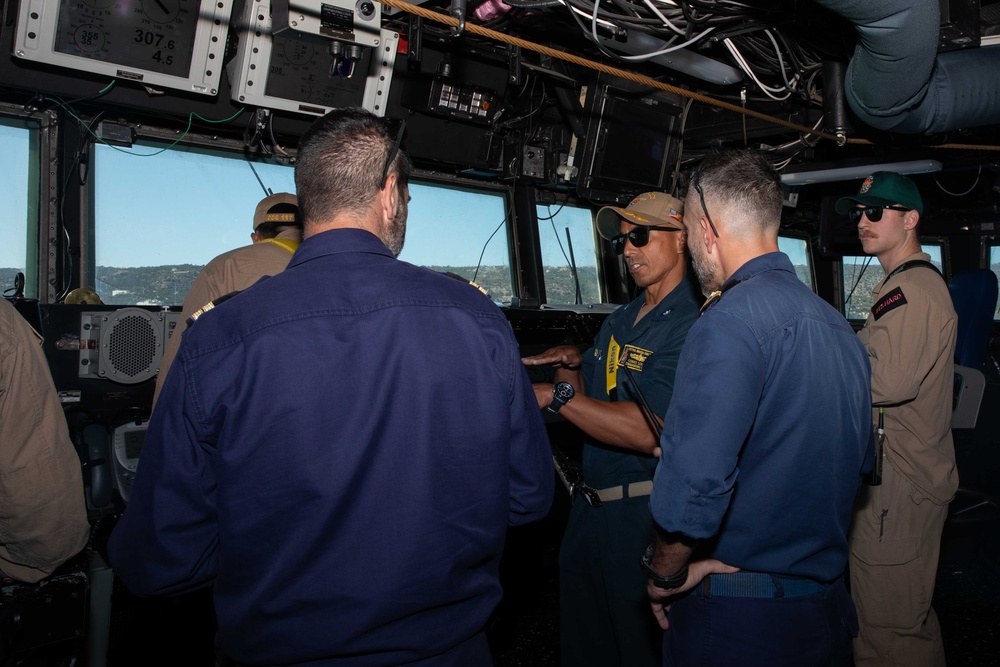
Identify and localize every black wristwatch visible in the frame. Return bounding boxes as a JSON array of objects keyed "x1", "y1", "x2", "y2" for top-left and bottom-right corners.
[
  {"x1": 546, "y1": 381, "x2": 575, "y2": 414},
  {"x1": 640, "y1": 544, "x2": 689, "y2": 590}
]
